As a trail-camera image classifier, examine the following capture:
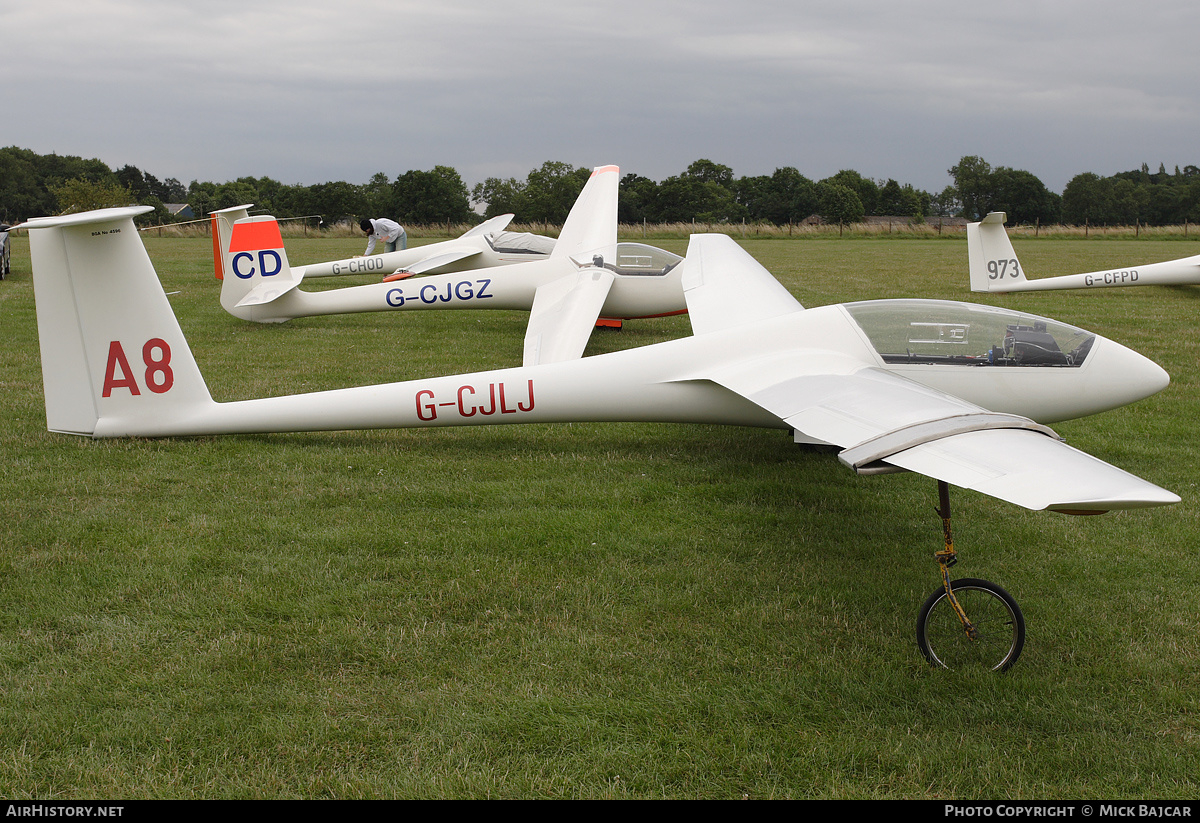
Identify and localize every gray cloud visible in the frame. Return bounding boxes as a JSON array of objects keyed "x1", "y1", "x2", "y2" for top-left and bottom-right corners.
[{"x1": 4, "y1": 0, "x2": 1198, "y2": 195}]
